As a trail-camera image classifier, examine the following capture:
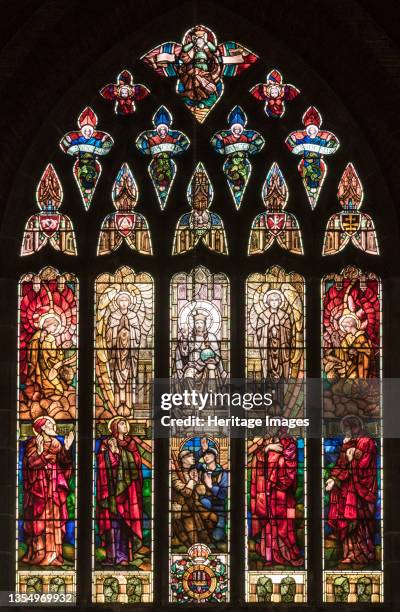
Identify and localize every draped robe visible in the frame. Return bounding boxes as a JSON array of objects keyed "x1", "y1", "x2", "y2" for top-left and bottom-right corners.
[
  {"x1": 250, "y1": 437, "x2": 303, "y2": 566},
  {"x1": 327, "y1": 435, "x2": 377, "y2": 564},
  {"x1": 96, "y1": 433, "x2": 143, "y2": 564},
  {"x1": 22, "y1": 436, "x2": 72, "y2": 565}
]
